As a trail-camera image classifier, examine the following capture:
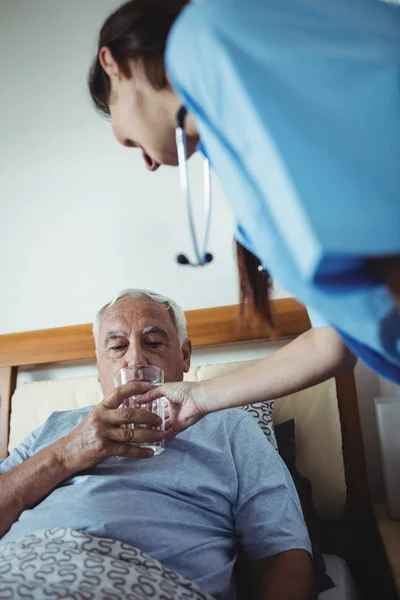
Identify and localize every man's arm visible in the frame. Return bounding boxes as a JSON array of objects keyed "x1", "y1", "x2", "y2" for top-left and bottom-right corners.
[
  {"x1": 0, "y1": 444, "x2": 75, "y2": 538},
  {"x1": 250, "y1": 550, "x2": 317, "y2": 600},
  {"x1": 229, "y1": 417, "x2": 316, "y2": 600},
  {"x1": 0, "y1": 381, "x2": 164, "y2": 539}
]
